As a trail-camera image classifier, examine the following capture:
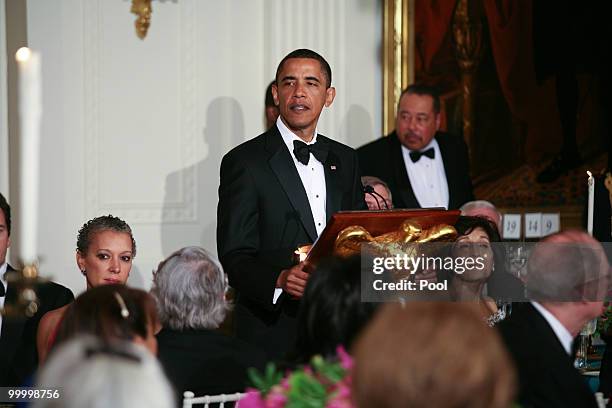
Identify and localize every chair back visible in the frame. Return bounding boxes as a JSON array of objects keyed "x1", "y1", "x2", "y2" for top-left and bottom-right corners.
[{"x1": 182, "y1": 391, "x2": 245, "y2": 408}]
